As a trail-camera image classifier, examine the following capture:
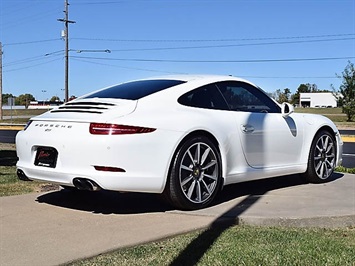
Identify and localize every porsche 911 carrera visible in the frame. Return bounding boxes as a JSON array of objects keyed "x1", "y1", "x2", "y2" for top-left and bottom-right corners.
[{"x1": 16, "y1": 75, "x2": 343, "y2": 210}]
